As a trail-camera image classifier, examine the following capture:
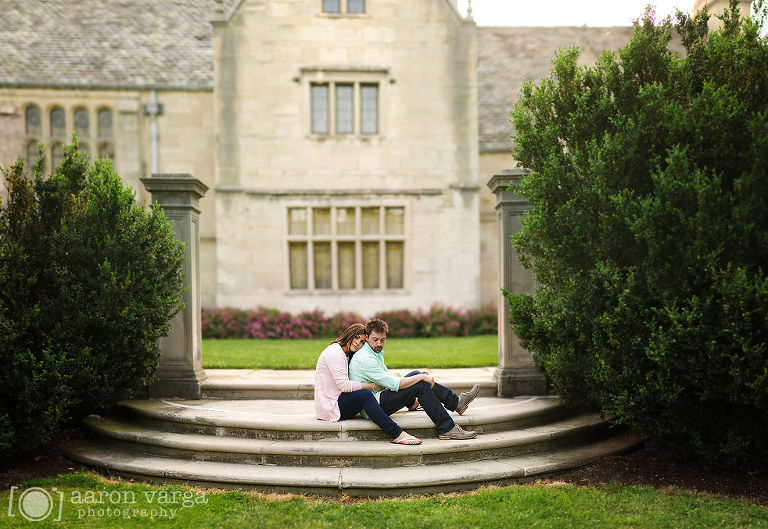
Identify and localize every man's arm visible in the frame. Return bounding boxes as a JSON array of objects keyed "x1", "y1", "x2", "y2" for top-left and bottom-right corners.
[{"x1": 399, "y1": 373, "x2": 434, "y2": 389}]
